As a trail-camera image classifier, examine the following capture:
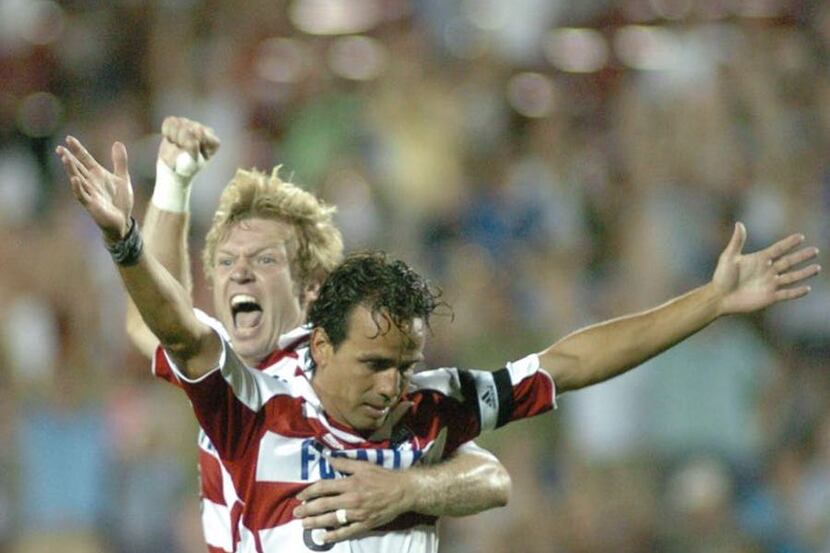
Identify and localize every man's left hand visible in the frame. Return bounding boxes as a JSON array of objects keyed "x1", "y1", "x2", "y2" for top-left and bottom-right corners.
[
  {"x1": 293, "y1": 456, "x2": 417, "y2": 543},
  {"x1": 713, "y1": 222, "x2": 820, "y2": 315}
]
